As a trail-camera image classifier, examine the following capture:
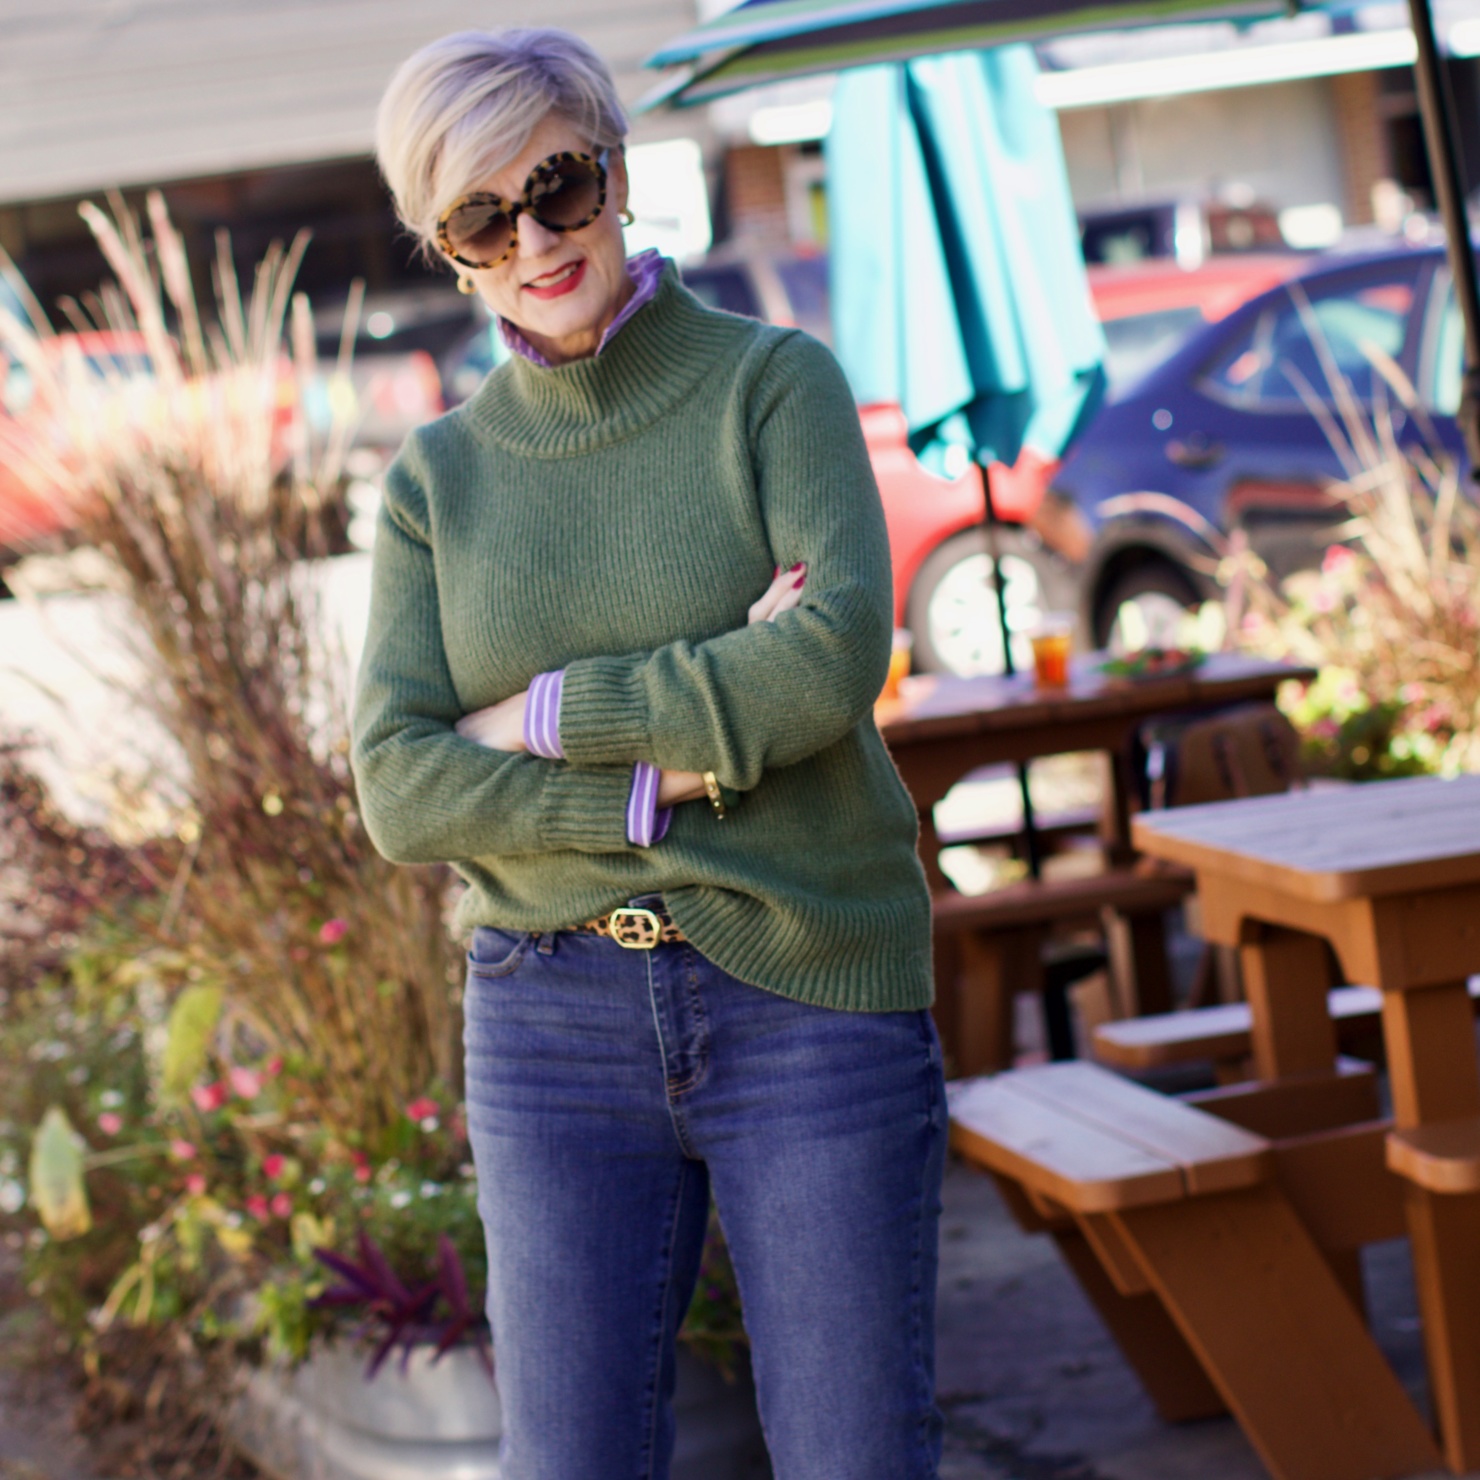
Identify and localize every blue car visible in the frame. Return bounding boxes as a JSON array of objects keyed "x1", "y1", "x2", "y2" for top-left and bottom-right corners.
[{"x1": 1052, "y1": 242, "x2": 1467, "y2": 648}]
